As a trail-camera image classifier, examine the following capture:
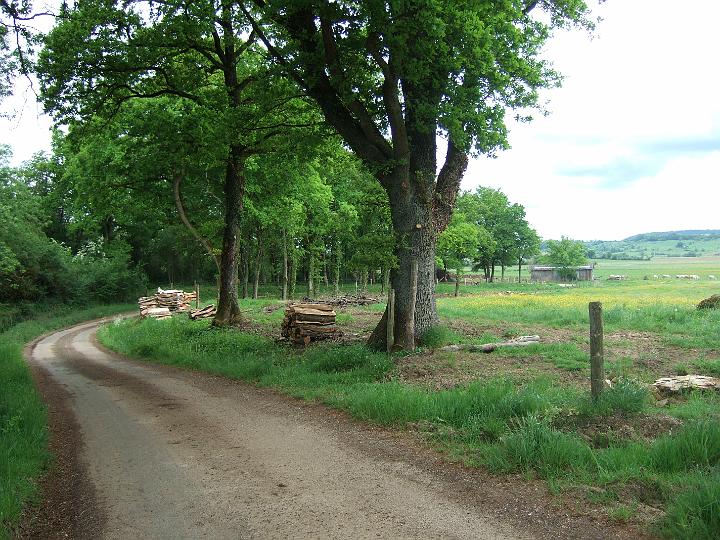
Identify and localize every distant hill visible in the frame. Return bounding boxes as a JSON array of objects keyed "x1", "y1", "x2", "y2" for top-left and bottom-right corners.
[
  {"x1": 624, "y1": 230, "x2": 720, "y2": 242},
  {"x1": 585, "y1": 230, "x2": 720, "y2": 260}
]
